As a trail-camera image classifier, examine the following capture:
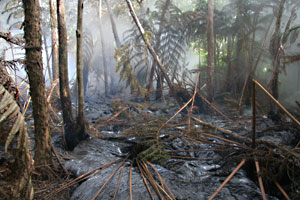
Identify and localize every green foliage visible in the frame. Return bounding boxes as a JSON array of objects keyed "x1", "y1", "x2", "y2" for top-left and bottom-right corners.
[
  {"x1": 115, "y1": 0, "x2": 187, "y2": 94},
  {"x1": 114, "y1": 43, "x2": 148, "y2": 95}
]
